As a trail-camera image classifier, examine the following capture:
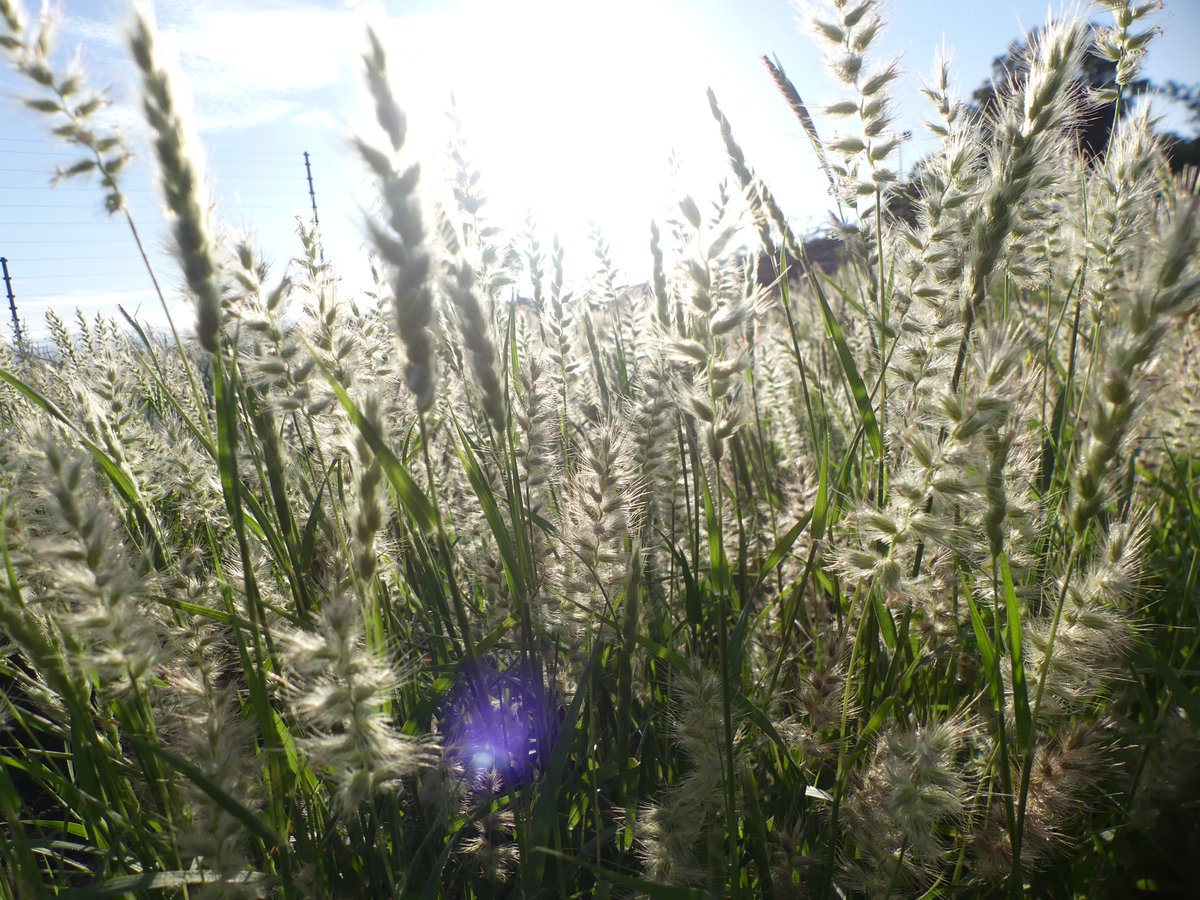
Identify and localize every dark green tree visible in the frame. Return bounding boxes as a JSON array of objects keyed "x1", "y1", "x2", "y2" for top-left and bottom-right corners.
[
  {"x1": 1152, "y1": 80, "x2": 1200, "y2": 171},
  {"x1": 970, "y1": 24, "x2": 1150, "y2": 160},
  {"x1": 971, "y1": 22, "x2": 1198, "y2": 169}
]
